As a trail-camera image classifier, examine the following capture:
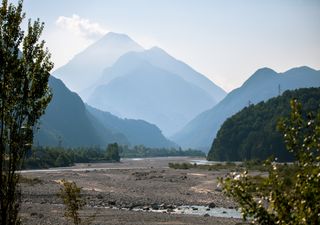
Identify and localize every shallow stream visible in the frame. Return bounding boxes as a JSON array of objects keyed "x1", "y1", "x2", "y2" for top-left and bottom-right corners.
[{"x1": 113, "y1": 205, "x2": 242, "y2": 219}]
